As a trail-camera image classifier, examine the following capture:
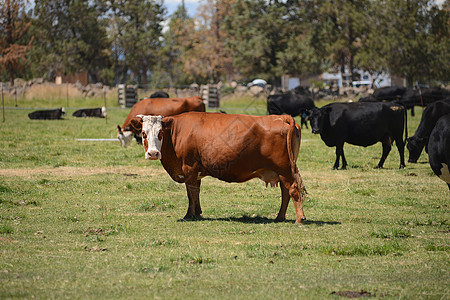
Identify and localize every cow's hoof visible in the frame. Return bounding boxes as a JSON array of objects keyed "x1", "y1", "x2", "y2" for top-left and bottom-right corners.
[
  {"x1": 399, "y1": 165, "x2": 405, "y2": 169},
  {"x1": 295, "y1": 217, "x2": 306, "y2": 224}
]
